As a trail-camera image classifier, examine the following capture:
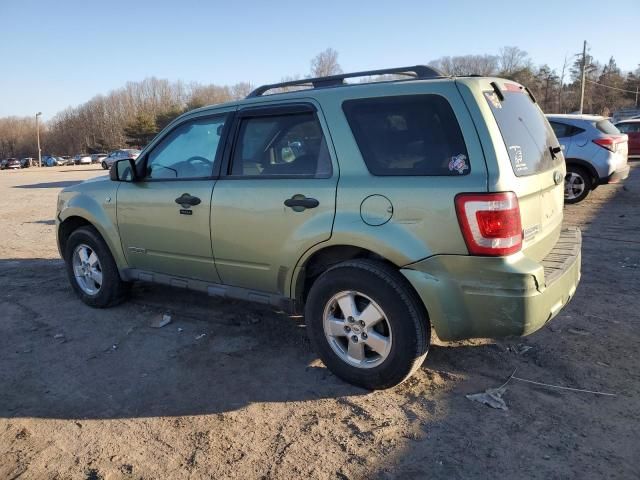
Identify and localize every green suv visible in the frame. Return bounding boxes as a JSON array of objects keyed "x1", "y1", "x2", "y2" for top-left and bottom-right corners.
[{"x1": 56, "y1": 66, "x2": 581, "y2": 389}]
